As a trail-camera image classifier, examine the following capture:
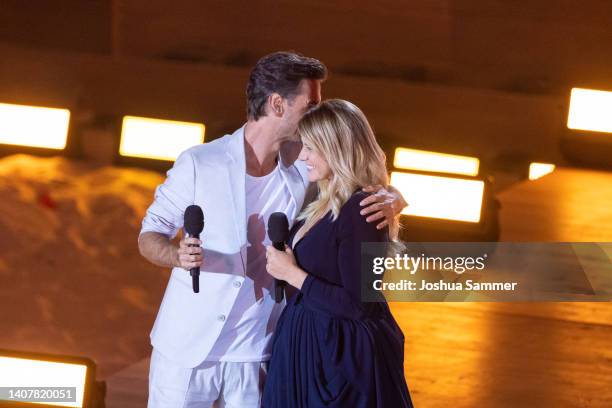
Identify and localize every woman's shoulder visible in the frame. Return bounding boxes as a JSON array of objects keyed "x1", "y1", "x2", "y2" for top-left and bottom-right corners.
[
  {"x1": 341, "y1": 190, "x2": 372, "y2": 214},
  {"x1": 339, "y1": 190, "x2": 376, "y2": 225},
  {"x1": 338, "y1": 190, "x2": 388, "y2": 239}
]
